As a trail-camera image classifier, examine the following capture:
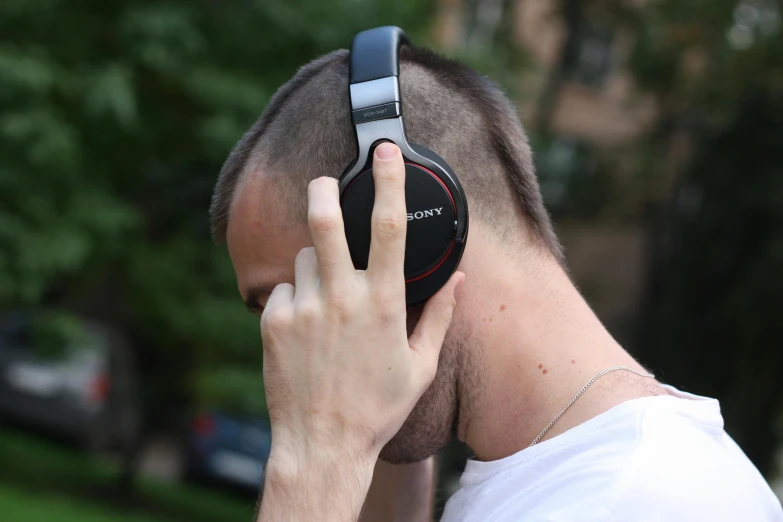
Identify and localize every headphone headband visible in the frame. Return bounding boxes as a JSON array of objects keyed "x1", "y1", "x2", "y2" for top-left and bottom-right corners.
[
  {"x1": 349, "y1": 26, "x2": 409, "y2": 84},
  {"x1": 340, "y1": 26, "x2": 469, "y2": 305},
  {"x1": 348, "y1": 27, "x2": 409, "y2": 123}
]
